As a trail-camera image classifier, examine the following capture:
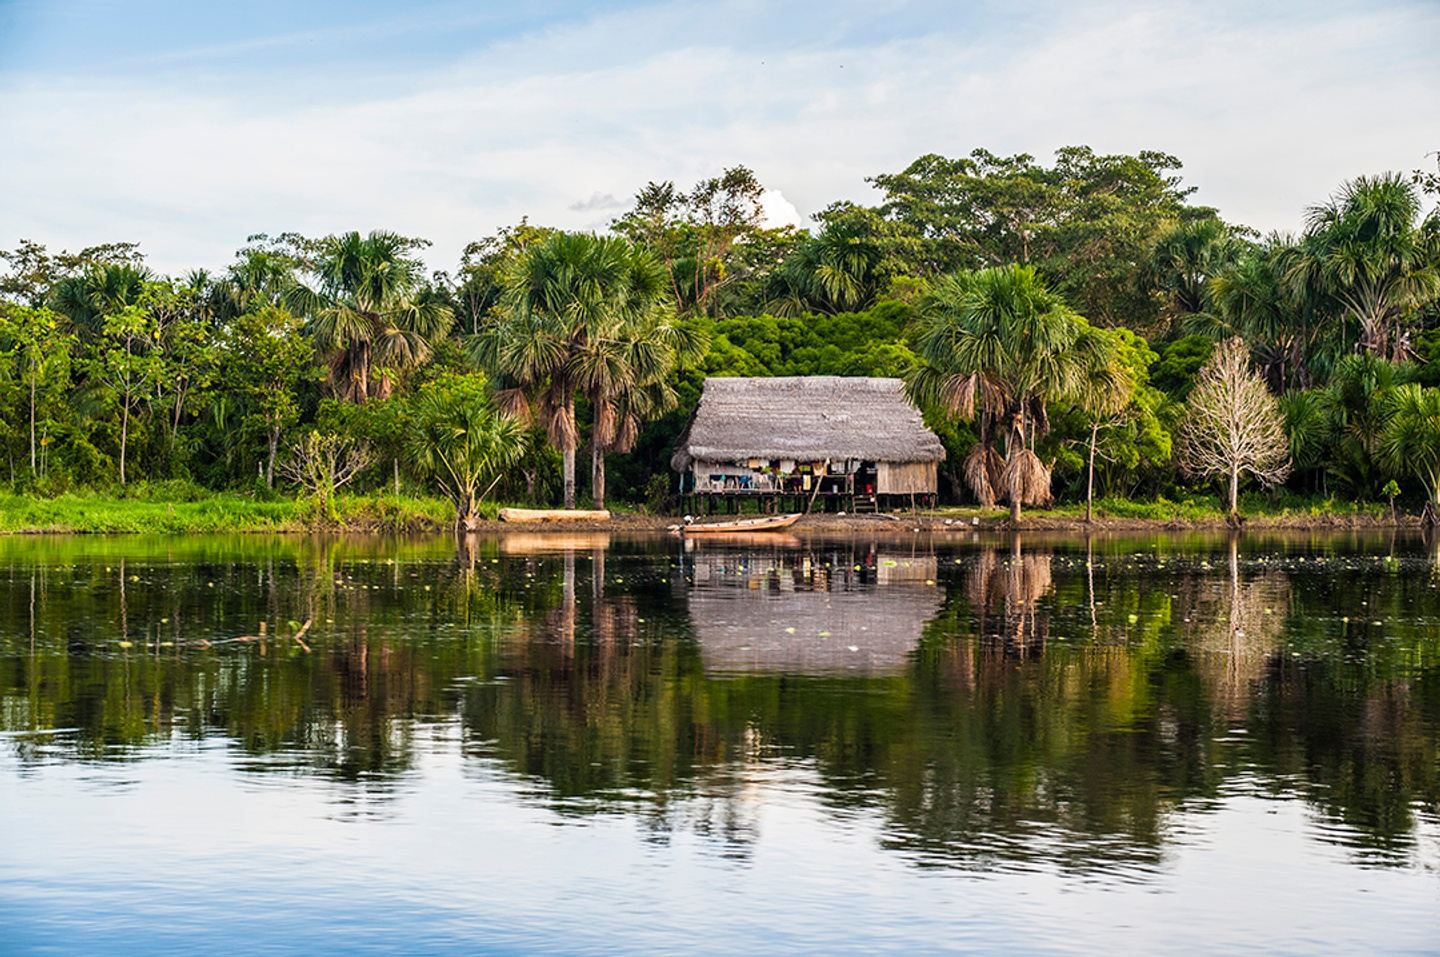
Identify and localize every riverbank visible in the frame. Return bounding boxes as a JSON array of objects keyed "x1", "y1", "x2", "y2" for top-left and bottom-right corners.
[
  {"x1": 0, "y1": 491, "x2": 1410, "y2": 534},
  {"x1": 0, "y1": 491, "x2": 457, "y2": 534}
]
